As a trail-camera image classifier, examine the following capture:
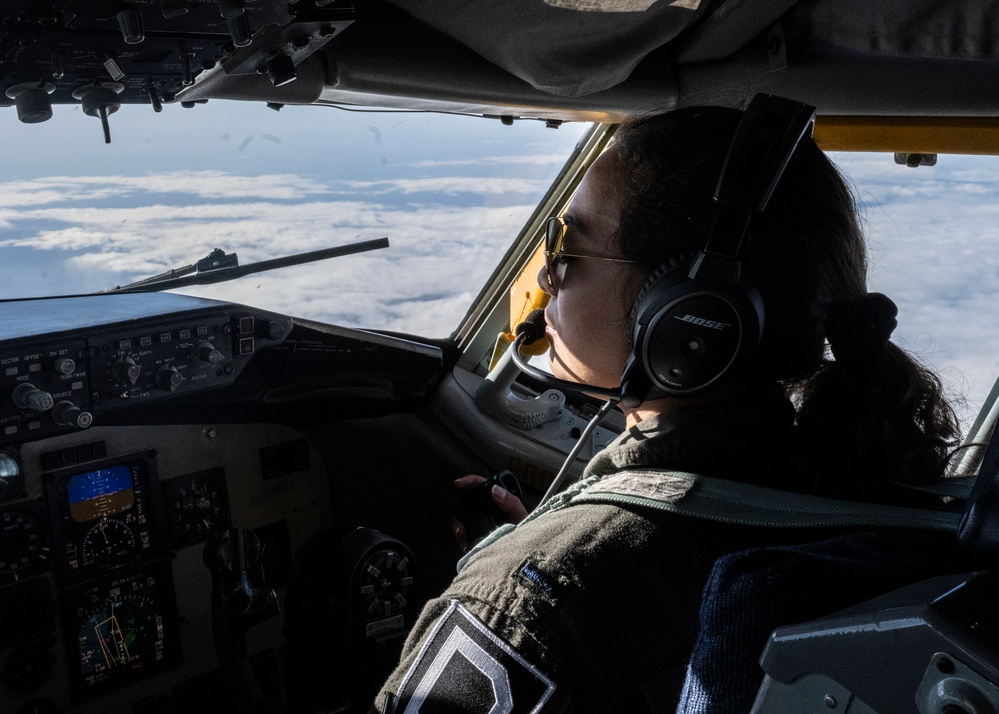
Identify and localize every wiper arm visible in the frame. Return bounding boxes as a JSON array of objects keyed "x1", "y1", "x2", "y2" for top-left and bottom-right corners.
[{"x1": 98, "y1": 238, "x2": 390, "y2": 294}]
